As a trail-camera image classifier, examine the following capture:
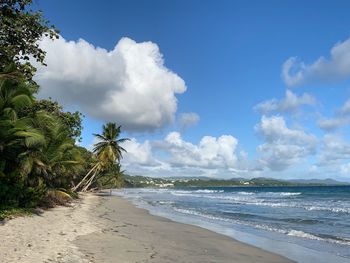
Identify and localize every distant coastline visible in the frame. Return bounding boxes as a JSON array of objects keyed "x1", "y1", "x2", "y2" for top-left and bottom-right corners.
[{"x1": 123, "y1": 174, "x2": 350, "y2": 188}]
